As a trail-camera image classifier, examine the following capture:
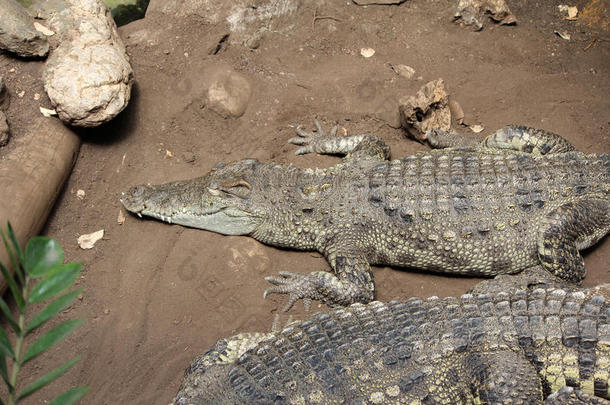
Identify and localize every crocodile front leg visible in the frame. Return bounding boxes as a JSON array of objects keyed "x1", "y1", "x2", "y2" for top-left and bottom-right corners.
[
  {"x1": 264, "y1": 251, "x2": 375, "y2": 311},
  {"x1": 289, "y1": 119, "x2": 390, "y2": 161},
  {"x1": 538, "y1": 197, "x2": 610, "y2": 282}
]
